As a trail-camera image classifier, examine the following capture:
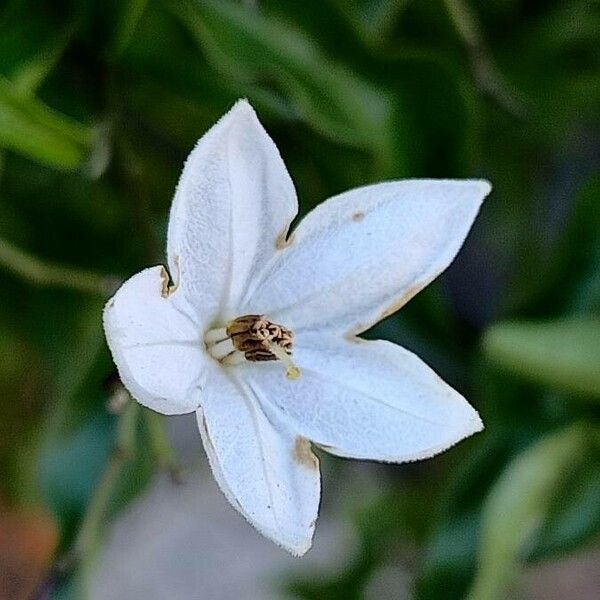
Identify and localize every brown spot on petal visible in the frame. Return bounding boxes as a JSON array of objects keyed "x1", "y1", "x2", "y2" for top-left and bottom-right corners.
[
  {"x1": 160, "y1": 266, "x2": 171, "y2": 298},
  {"x1": 276, "y1": 229, "x2": 294, "y2": 250},
  {"x1": 352, "y1": 211, "x2": 365, "y2": 222},
  {"x1": 160, "y1": 258, "x2": 180, "y2": 298},
  {"x1": 294, "y1": 437, "x2": 319, "y2": 470}
]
